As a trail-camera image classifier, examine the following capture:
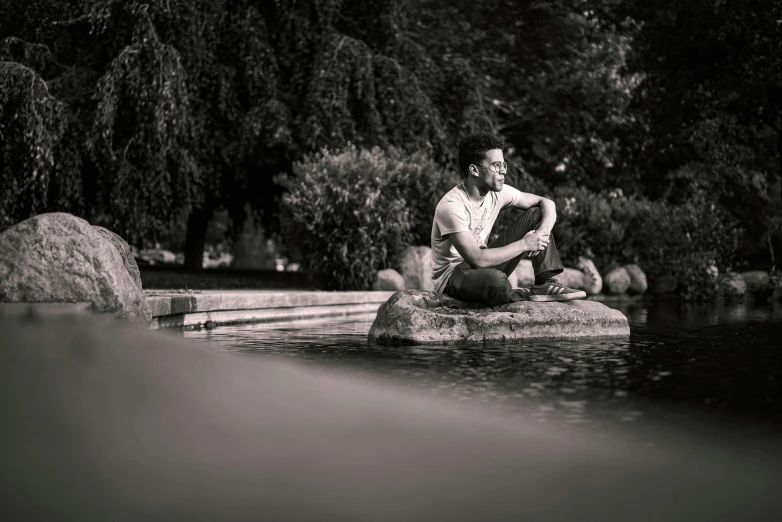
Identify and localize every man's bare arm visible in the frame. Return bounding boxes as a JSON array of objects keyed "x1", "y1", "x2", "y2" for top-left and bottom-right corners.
[
  {"x1": 512, "y1": 193, "x2": 557, "y2": 236},
  {"x1": 449, "y1": 230, "x2": 548, "y2": 269},
  {"x1": 511, "y1": 193, "x2": 556, "y2": 257}
]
